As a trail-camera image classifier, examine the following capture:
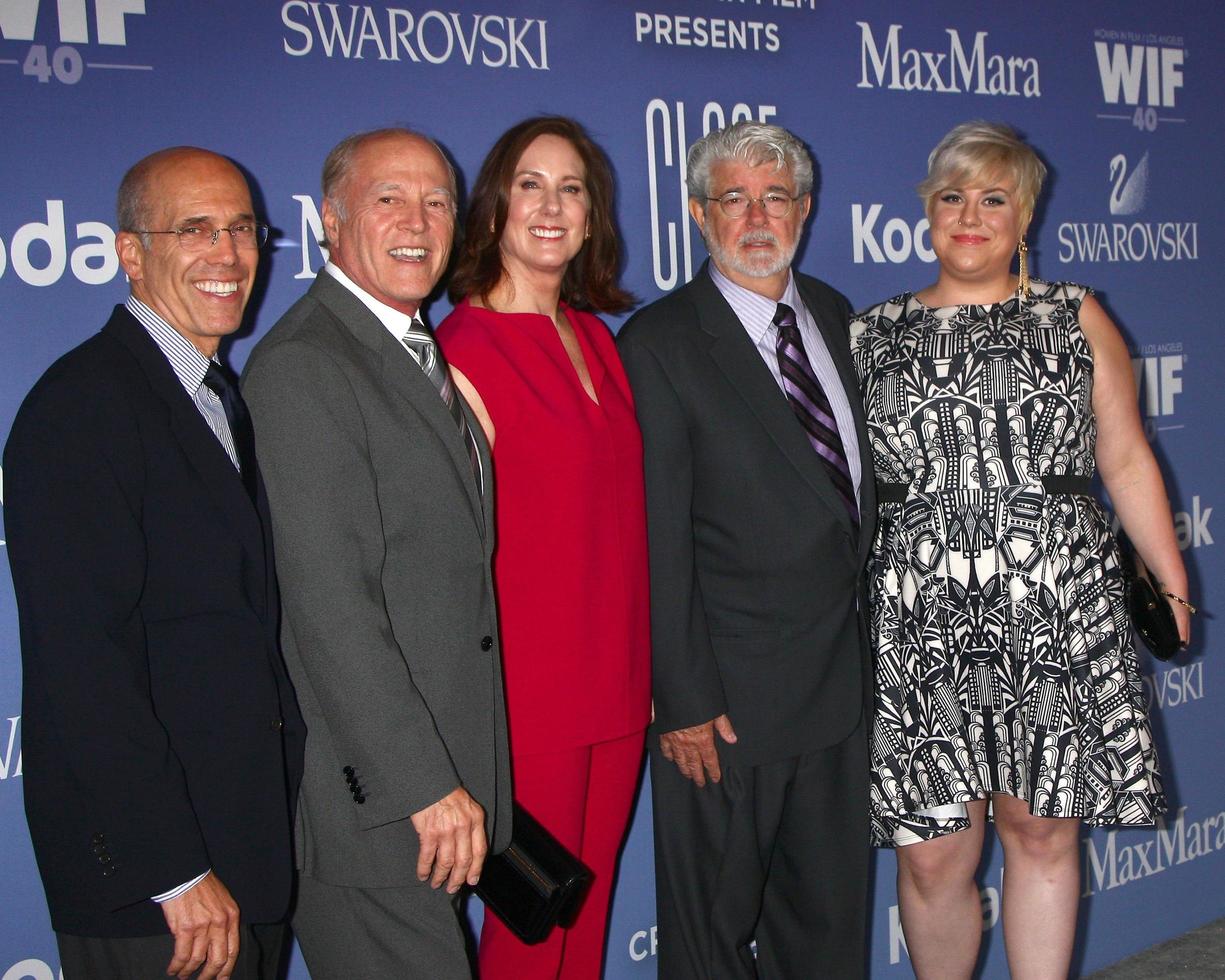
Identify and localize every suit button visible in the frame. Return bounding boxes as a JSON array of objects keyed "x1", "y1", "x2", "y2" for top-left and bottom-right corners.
[
  {"x1": 480, "y1": 635, "x2": 493, "y2": 651},
  {"x1": 343, "y1": 766, "x2": 354, "y2": 776},
  {"x1": 270, "y1": 718, "x2": 283, "y2": 731}
]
